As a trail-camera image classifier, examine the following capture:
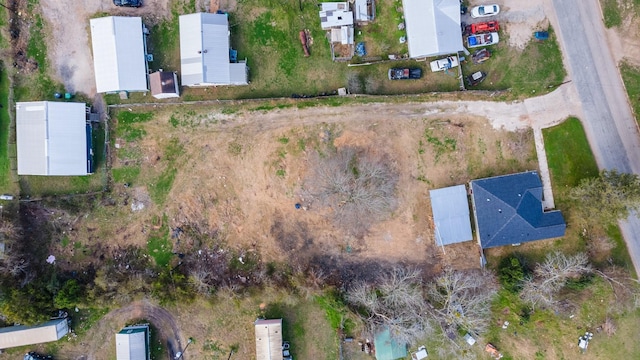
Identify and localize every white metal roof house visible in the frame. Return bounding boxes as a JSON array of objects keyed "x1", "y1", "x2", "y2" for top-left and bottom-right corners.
[
  {"x1": 255, "y1": 318, "x2": 283, "y2": 360},
  {"x1": 319, "y1": 2, "x2": 354, "y2": 29},
  {"x1": 401, "y1": 0, "x2": 464, "y2": 58},
  {"x1": 116, "y1": 325, "x2": 150, "y2": 360},
  {"x1": 179, "y1": 13, "x2": 248, "y2": 87},
  {"x1": 16, "y1": 101, "x2": 93, "y2": 176},
  {"x1": 0, "y1": 318, "x2": 69, "y2": 349},
  {"x1": 90, "y1": 16, "x2": 149, "y2": 93}
]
